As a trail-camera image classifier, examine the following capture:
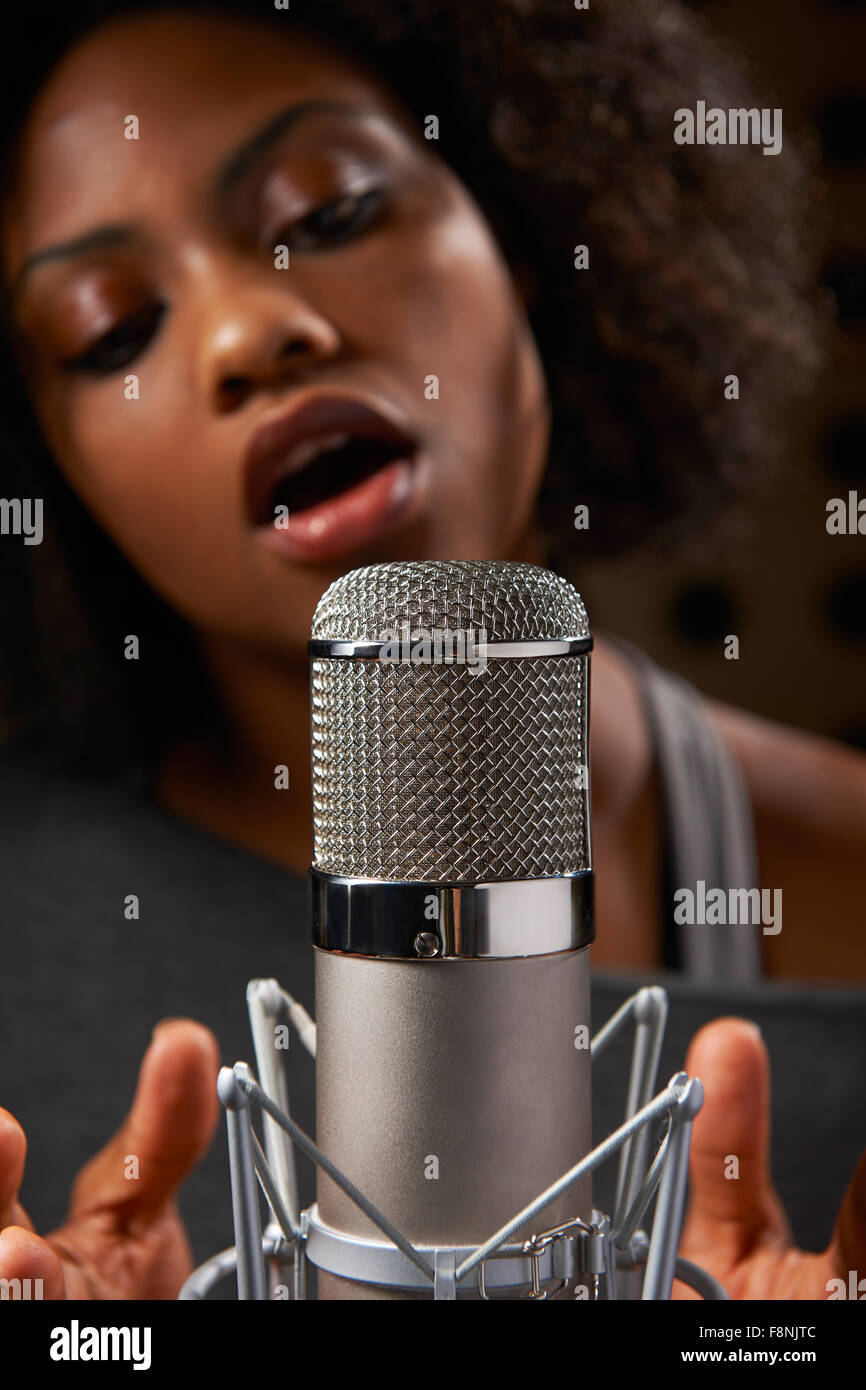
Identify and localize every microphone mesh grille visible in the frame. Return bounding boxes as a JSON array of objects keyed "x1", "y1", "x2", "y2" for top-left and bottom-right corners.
[
  {"x1": 311, "y1": 561, "x2": 591, "y2": 881},
  {"x1": 310, "y1": 560, "x2": 589, "y2": 642}
]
